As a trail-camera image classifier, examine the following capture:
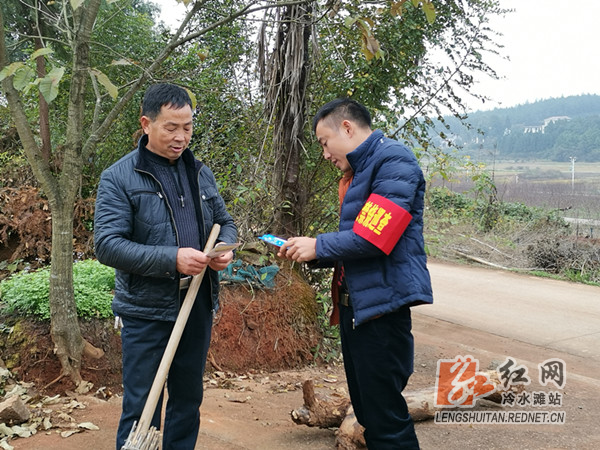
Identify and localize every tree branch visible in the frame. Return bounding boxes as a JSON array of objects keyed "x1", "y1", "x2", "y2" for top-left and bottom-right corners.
[
  {"x1": 390, "y1": 20, "x2": 483, "y2": 139},
  {"x1": 59, "y1": 0, "x2": 103, "y2": 204},
  {"x1": 0, "y1": 7, "x2": 58, "y2": 199},
  {"x1": 82, "y1": 0, "x2": 311, "y2": 159}
]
